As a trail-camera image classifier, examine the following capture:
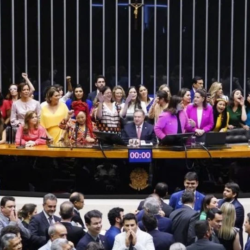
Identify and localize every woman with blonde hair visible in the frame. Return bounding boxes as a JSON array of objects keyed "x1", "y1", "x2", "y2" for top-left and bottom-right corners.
[
  {"x1": 112, "y1": 85, "x2": 126, "y2": 104},
  {"x1": 159, "y1": 84, "x2": 171, "y2": 99},
  {"x1": 218, "y1": 202, "x2": 241, "y2": 250},
  {"x1": 208, "y1": 82, "x2": 227, "y2": 105}
]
